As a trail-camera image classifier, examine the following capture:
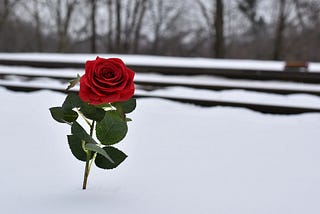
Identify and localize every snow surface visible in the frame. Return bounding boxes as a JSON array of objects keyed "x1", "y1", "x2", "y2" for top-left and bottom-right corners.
[
  {"x1": 2, "y1": 75, "x2": 320, "y2": 109},
  {"x1": 2, "y1": 64, "x2": 320, "y2": 92},
  {"x1": 1, "y1": 52, "x2": 320, "y2": 72},
  {"x1": 1, "y1": 87, "x2": 320, "y2": 214},
  {"x1": 2, "y1": 64, "x2": 320, "y2": 109},
  {"x1": 137, "y1": 87, "x2": 320, "y2": 109}
]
